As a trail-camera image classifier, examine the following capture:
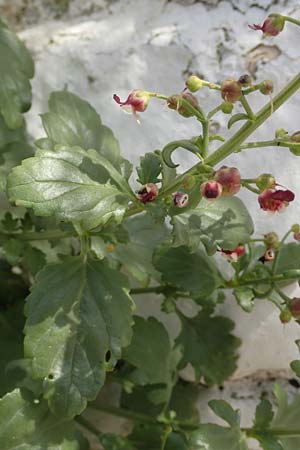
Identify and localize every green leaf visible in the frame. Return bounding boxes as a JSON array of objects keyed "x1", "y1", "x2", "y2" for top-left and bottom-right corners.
[
  {"x1": 0, "y1": 22, "x2": 34, "y2": 128},
  {"x1": 100, "y1": 433, "x2": 136, "y2": 450},
  {"x1": 0, "y1": 115, "x2": 27, "y2": 152},
  {"x1": 0, "y1": 388, "x2": 85, "y2": 450},
  {"x1": 253, "y1": 399, "x2": 274, "y2": 430},
  {"x1": 175, "y1": 310, "x2": 240, "y2": 384},
  {"x1": 172, "y1": 197, "x2": 253, "y2": 251},
  {"x1": 227, "y1": 113, "x2": 250, "y2": 130},
  {"x1": 24, "y1": 256, "x2": 134, "y2": 418},
  {"x1": 251, "y1": 432, "x2": 284, "y2": 450},
  {"x1": 271, "y1": 384, "x2": 300, "y2": 450},
  {"x1": 153, "y1": 246, "x2": 221, "y2": 297},
  {"x1": 7, "y1": 145, "x2": 130, "y2": 231},
  {"x1": 168, "y1": 382, "x2": 200, "y2": 422},
  {"x1": 40, "y1": 91, "x2": 121, "y2": 169},
  {"x1": 190, "y1": 401, "x2": 248, "y2": 450},
  {"x1": 128, "y1": 424, "x2": 189, "y2": 450},
  {"x1": 233, "y1": 287, "x2": 255, "y2": 312},
  {"x1": 136, "y1": 152, "x2": 162, "y2": 185},
  {"x1": 0, "y1": 141, "x2": 32, "y2": 191},
  {"x1": 2, "y1": 238, "x2": 24, "y2": 265},
  {"x1": 290, "y1": 341, "x2": 300, "y2": 378},
  {"x1": 123, "y1": 316, "x2": 181, "y2": 405},
  {"x1": 275, "y1": 243, "x2": 300, "y2": 274}
]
